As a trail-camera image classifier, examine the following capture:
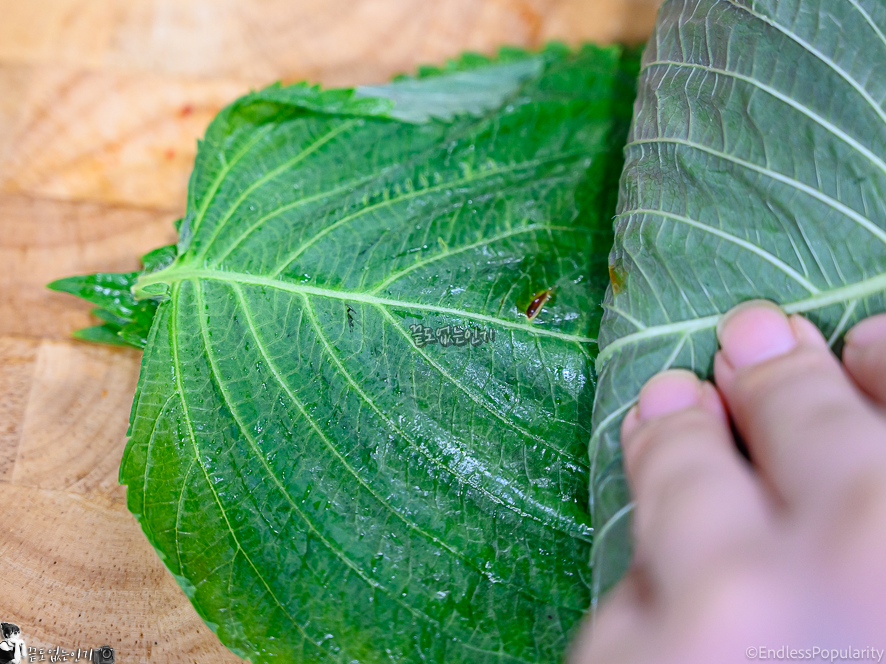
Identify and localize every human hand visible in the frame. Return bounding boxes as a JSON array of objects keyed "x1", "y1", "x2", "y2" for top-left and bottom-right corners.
[{"x1": 572, "y1": 302, "x2": 886, "y2": 664}]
